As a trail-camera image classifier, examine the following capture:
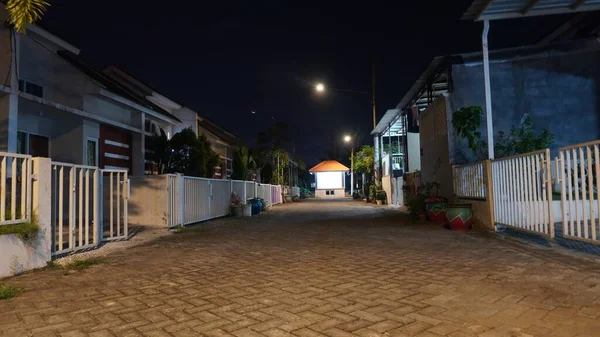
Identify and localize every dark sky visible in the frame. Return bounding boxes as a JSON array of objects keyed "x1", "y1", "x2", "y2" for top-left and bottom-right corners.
[{"x1": 40, "y1": 0, "x2": 568, "y2": 166}]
